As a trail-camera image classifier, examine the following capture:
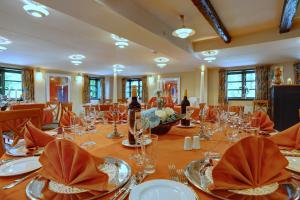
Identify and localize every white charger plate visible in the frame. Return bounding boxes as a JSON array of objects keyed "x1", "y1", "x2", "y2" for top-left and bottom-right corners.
[
  {"x1": 176, "y1": 123, "x2": 196, "y2": 128},
  {"x1": 286, "y1": 156, "x2": 300, "y2": 173},
  {"x1": 129, "y1": 179, "x2": 195, "y2": 200},
  {"x1": 0, "y1": 157, "x2": 41, "y2": 177},
  {"x1": 122, "y1": 138, "x2": 152, "y2": 148}
]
